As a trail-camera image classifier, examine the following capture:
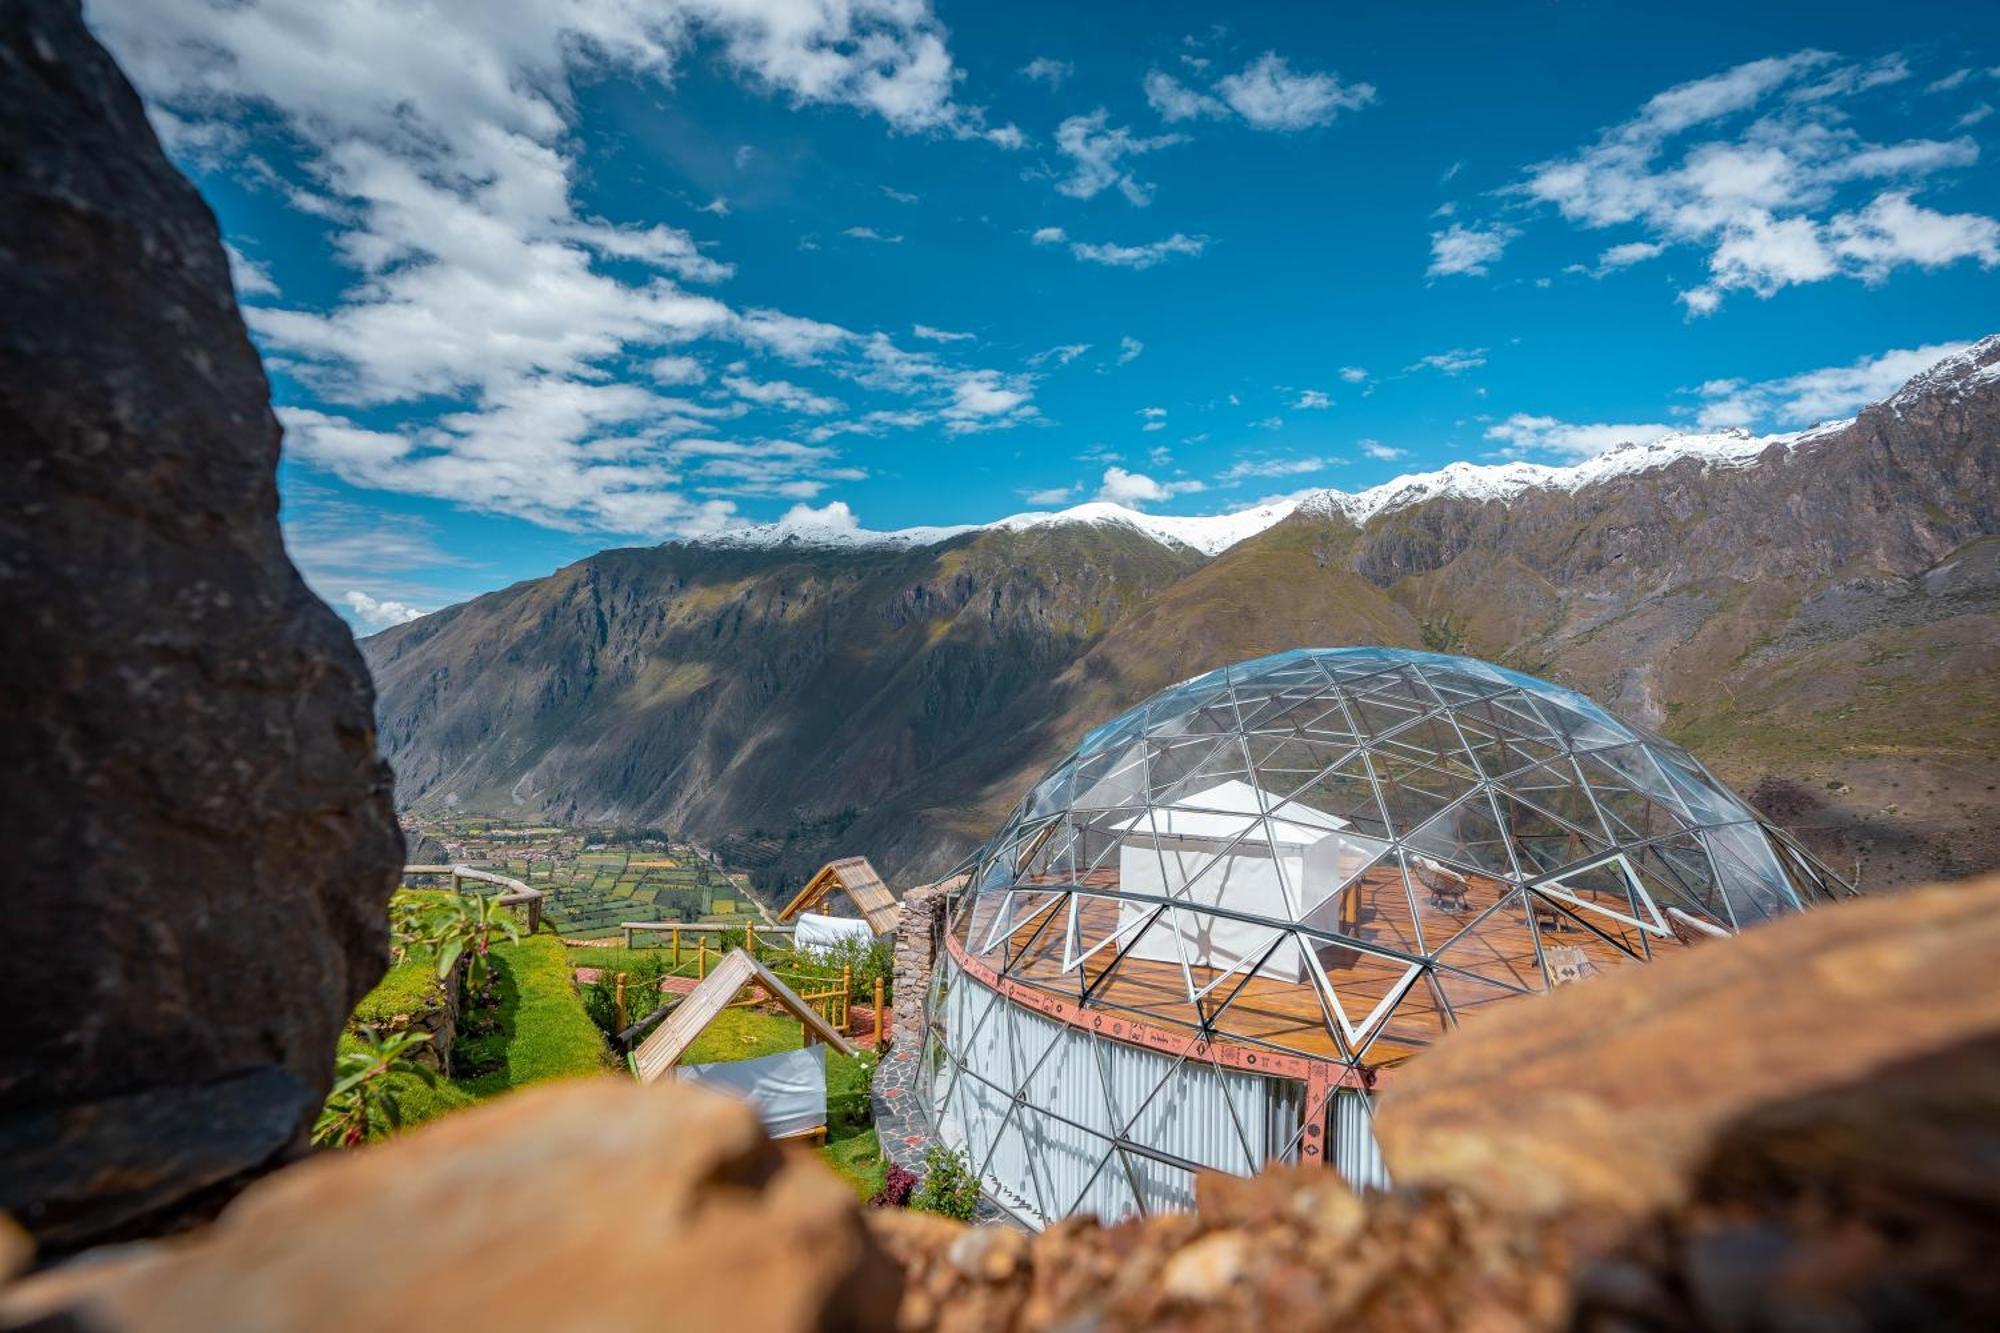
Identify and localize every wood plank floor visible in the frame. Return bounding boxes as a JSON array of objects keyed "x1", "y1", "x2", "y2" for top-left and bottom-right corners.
[{"x1": 980, "y1": 865, "x2": 1639, "y2": 1065}]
